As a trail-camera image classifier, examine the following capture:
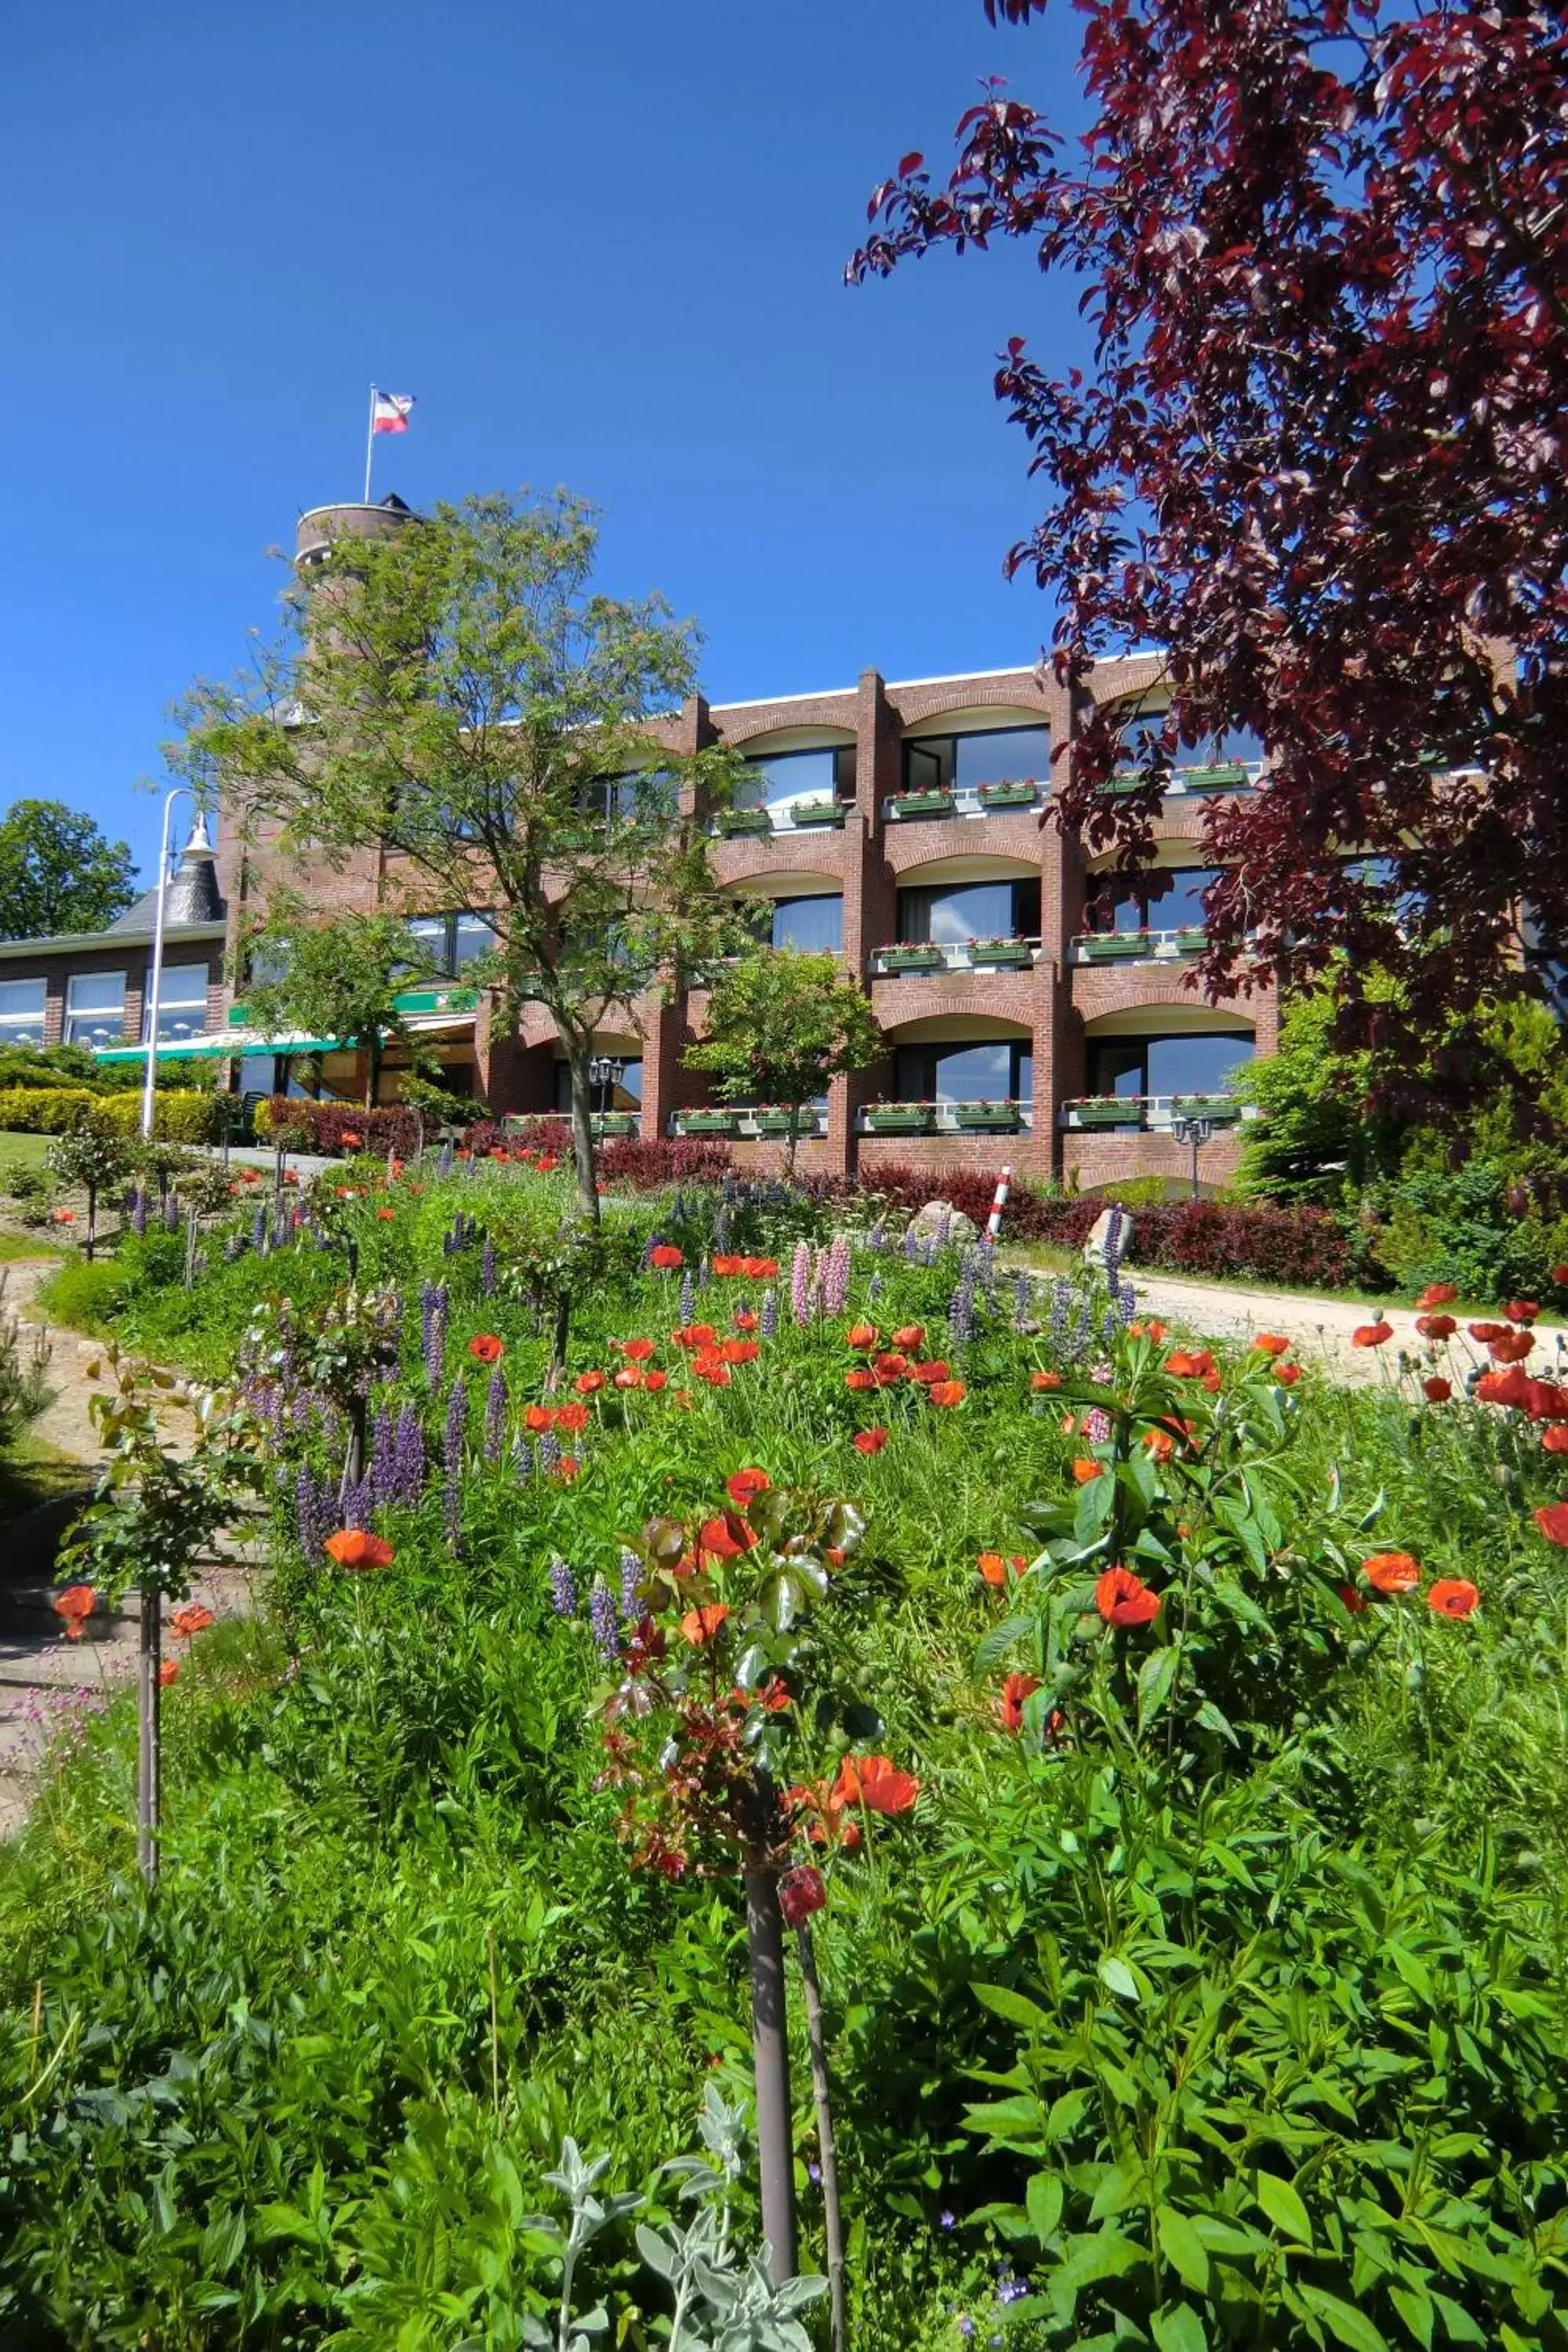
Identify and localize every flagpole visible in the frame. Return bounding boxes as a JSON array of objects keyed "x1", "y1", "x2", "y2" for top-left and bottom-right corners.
[{"x1": 363, "y1": 383, "x2": 377, "y2": 503}]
